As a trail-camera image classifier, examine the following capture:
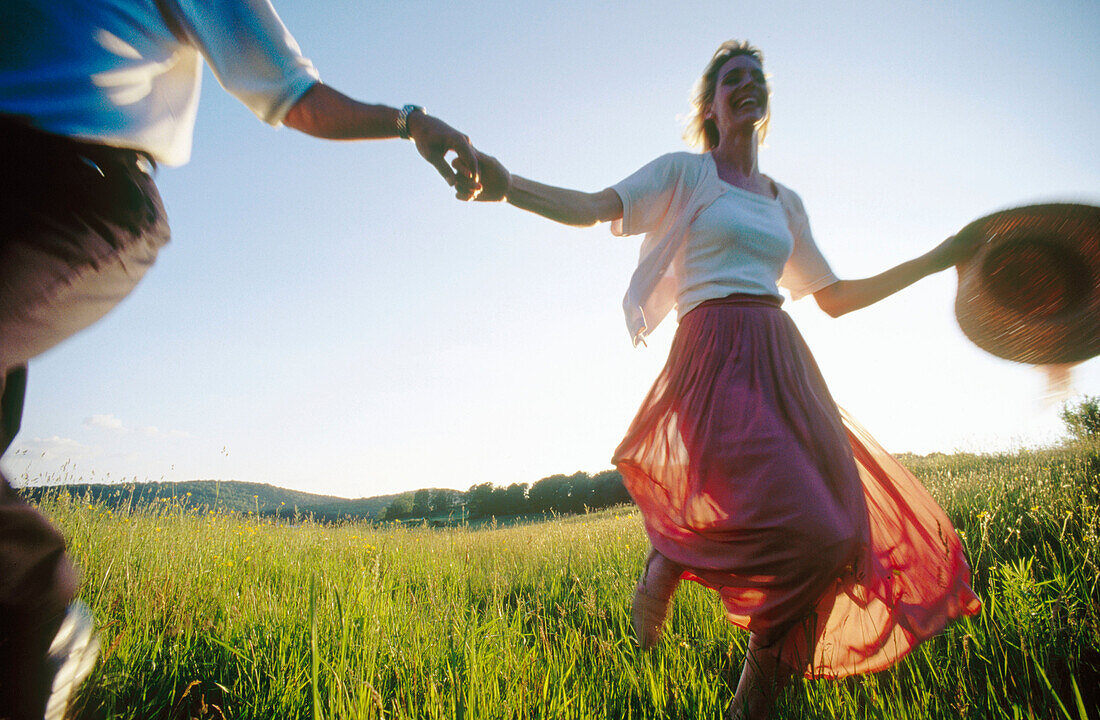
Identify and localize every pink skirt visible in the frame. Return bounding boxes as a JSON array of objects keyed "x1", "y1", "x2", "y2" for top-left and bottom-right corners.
[{"x1": 614, "y1": 294, "x2": 981, "y2": 677}]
